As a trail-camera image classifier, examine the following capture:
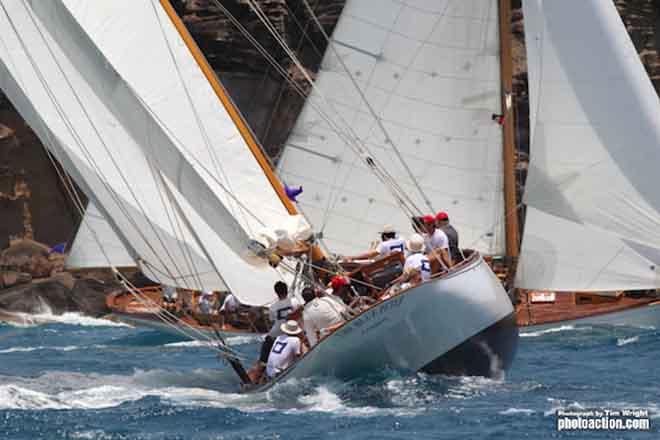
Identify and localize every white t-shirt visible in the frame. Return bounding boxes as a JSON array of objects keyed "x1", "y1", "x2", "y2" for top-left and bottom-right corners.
[
  {"x1": 425, "y1": 229, "x2": 449, "y2": 254},
  {"x1": 404, "y1": 252, "x2": 431, "y2": 281},
  {"x1": 302, "y1": 297, "x2": 346, "y2": 347},
  {"x1": 221, "y1": 293, "x2": 239, "y2": 312},
  {"x1": 377, "y1": 237, "x2": 406, "y2": 256},
  {"x1": 268, "y1": 296, "x2": 302, "y2": 337},
  {"x1": 266, "y1": 334, "x2": 301, "y2": 378}
]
